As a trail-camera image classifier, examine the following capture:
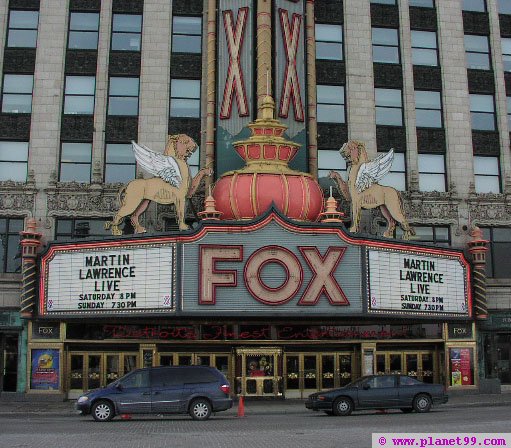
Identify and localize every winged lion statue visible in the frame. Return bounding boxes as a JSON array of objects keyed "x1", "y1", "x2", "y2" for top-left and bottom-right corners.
[
  {"x1": 105, "y1": 133, "x2": 212, "y2": 235},
  {"x1": 329, "y1": 140, "x2": 415, "y2": 240}
]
